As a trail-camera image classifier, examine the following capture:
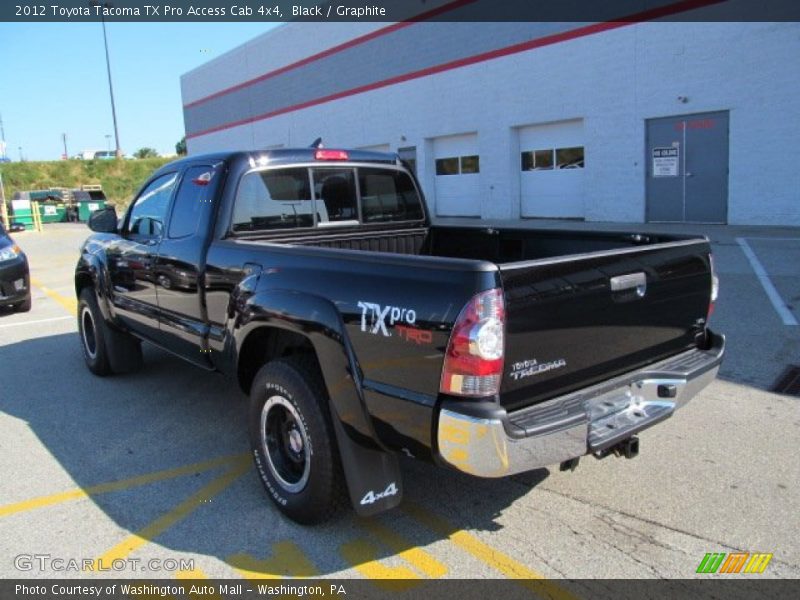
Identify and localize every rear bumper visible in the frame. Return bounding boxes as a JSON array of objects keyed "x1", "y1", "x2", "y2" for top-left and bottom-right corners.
[{"x1": 436, "y1": 331, "x2": 725, "y2": 477}]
